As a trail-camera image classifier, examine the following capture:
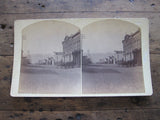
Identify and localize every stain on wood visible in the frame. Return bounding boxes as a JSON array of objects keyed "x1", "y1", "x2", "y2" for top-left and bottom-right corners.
[
  {"x1": 1, "y1": 0, "x2": 160, "y2": 13},
  {"x1": 0, "y1": 110, "x2": 160, "y2": 120}
]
